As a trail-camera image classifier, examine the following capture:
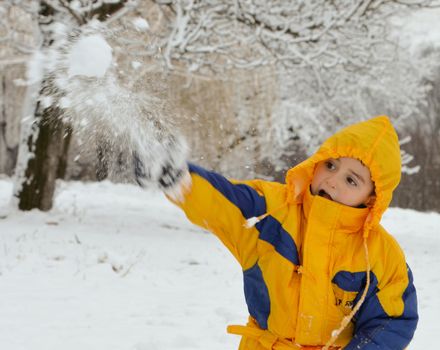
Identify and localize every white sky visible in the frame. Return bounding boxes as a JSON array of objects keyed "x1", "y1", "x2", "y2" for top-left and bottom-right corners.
[{"x1": 391, "y1": 8, "x2": 440, "y2": 55}]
